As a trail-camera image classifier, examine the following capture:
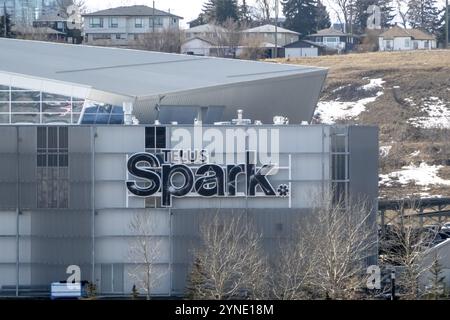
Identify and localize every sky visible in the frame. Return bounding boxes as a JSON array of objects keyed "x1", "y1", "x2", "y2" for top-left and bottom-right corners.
[{"x1": 85, "y1": 0, "x2": 447, "y2": 29}]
